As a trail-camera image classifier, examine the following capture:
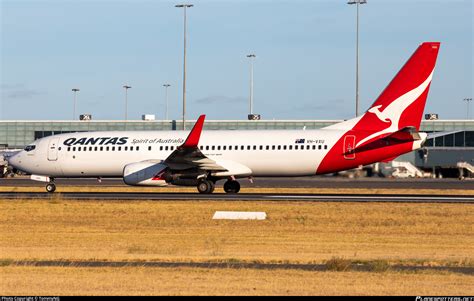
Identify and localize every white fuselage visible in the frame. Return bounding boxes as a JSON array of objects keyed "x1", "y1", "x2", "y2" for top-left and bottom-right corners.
[{"x1": 10, "y1": 129, "x2": 344, "y2": 178}]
